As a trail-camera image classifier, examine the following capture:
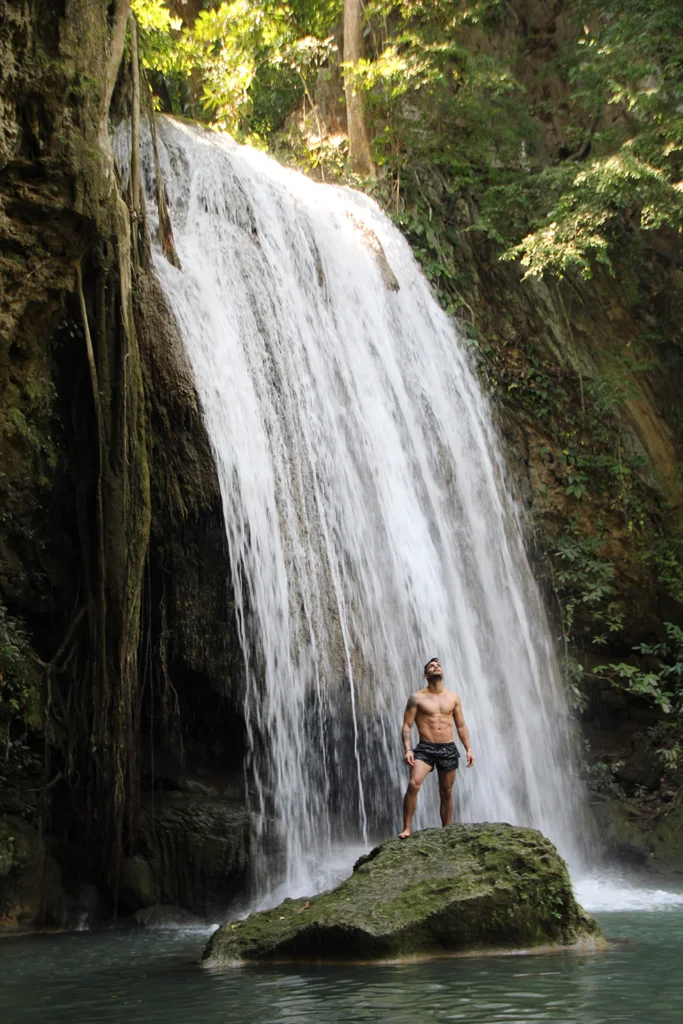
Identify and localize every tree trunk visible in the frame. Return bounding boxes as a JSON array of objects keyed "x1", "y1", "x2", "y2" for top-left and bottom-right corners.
[
  {"x1": 100, "y1": 0, "x2": 130, "y2": 147},
  {"x1": 343, "y1": 0, "x2": 375, "y2": 176}
]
